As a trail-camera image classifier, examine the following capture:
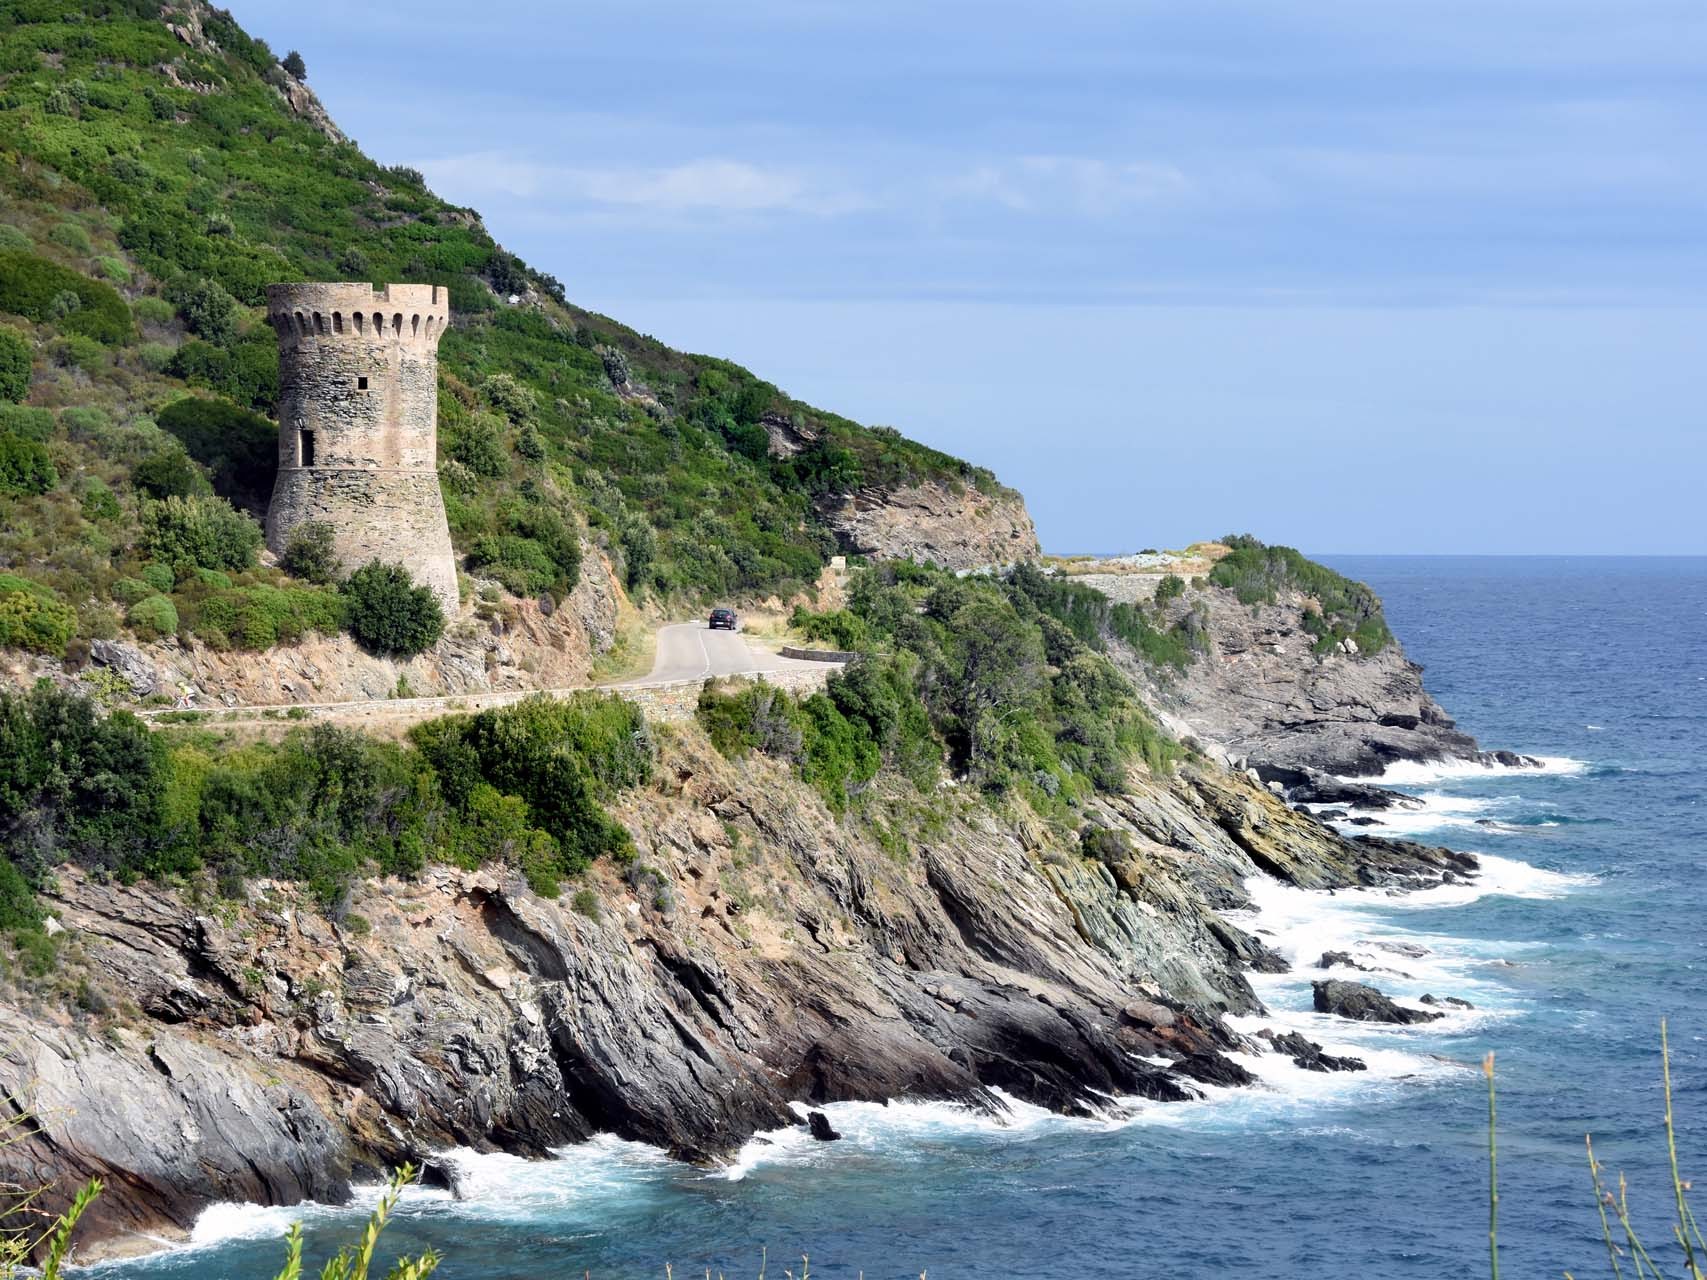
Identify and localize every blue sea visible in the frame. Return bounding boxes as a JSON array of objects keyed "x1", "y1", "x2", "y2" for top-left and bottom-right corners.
[{"x1": 97, "y1": 556, "x2": 1707, "y2": 1280}]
